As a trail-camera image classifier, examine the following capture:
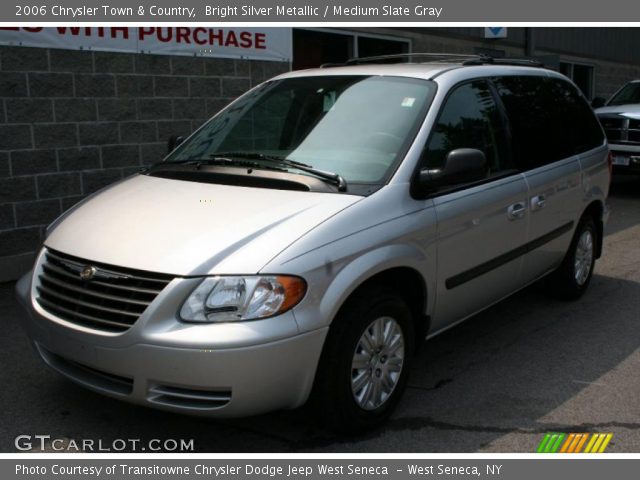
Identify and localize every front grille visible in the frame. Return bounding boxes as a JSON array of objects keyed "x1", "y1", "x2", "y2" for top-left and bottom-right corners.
[
  {"x1": 629, "y1": 119, "x2": 640, "y2": 143},
  {"x1": 36, "y1": 249, "x2": 174, "y2": 333},
  {"x1": 148, "y1": 384, "x2": 232, "y2": 410},
  {"x1": 599, "y1": 115, "x2": 640, "y2": 145}
]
